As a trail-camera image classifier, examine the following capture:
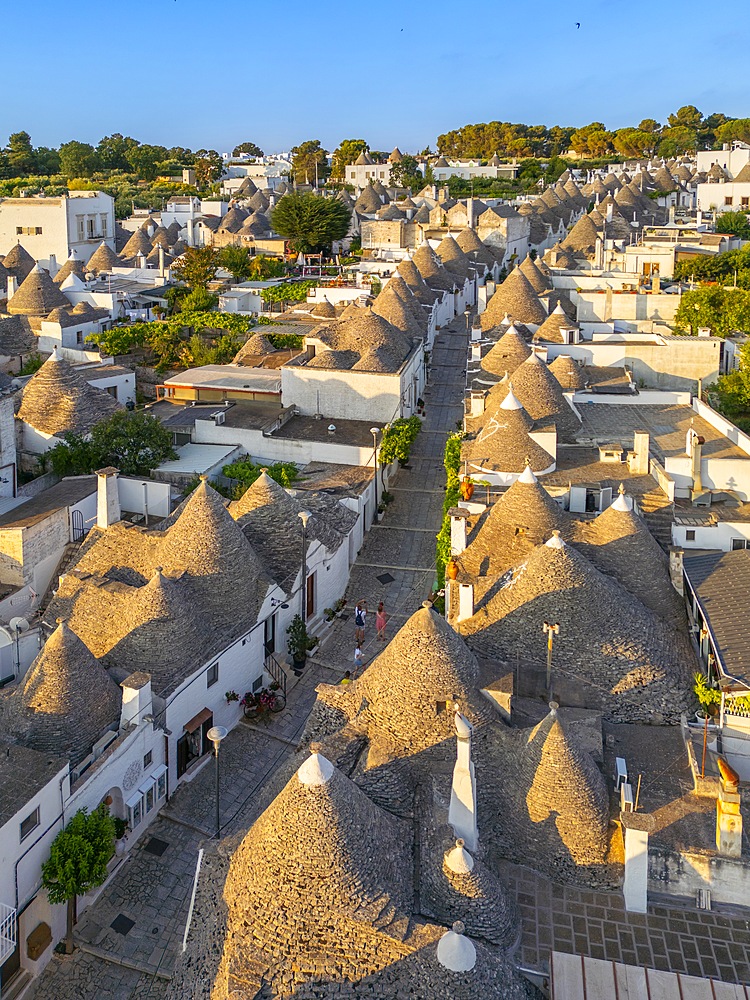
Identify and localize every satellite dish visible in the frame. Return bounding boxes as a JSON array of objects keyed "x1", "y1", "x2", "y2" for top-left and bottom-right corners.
[{"x1": 10, "y1": 617, "x2": 29, "y2": 633}]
